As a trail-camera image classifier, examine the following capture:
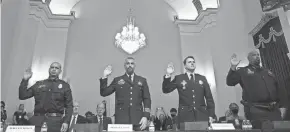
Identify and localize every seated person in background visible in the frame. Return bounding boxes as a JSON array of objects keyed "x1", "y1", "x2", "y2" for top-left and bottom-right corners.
[
  {"x1": 153, "y1": 107, "x2": 172, "y2": 131},
  {"x1": 1, "y1": 101, "x2": 7, "y2": 123},
  {"x1": 226, "y1": 103, "x2": 244, "y2": 129},
  {"x1": 13, "y1": 104, "x2": 29, "y2": 125},
  {"x1": 88, "y1": 103, "x2": 112, "y2": 131},
  {"x1": 68, "y1": 101, "x2": 88, "y2": 132},
  {"x1": 226, "y1": 103, "x2": 243, "y2": 120},
  {"x1": 169, "y1": 108, "x2": 178, "y2": 124}
]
